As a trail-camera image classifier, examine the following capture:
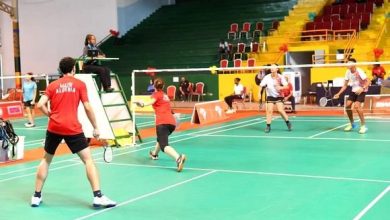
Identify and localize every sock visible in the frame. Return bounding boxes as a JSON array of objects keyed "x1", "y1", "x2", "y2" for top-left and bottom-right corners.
[
  {"x1": 34, "y1": 191, "x2": 41, "y2": 198},
  {"x1": 285, "y1": 120, "x2": 290, "y2": 125},
  {"x1": 266, "y1": 124, "x2": 270, "y2": 127},
  {"x1": 93, "y1": 190, "x2": 102, "y2": 198}
]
